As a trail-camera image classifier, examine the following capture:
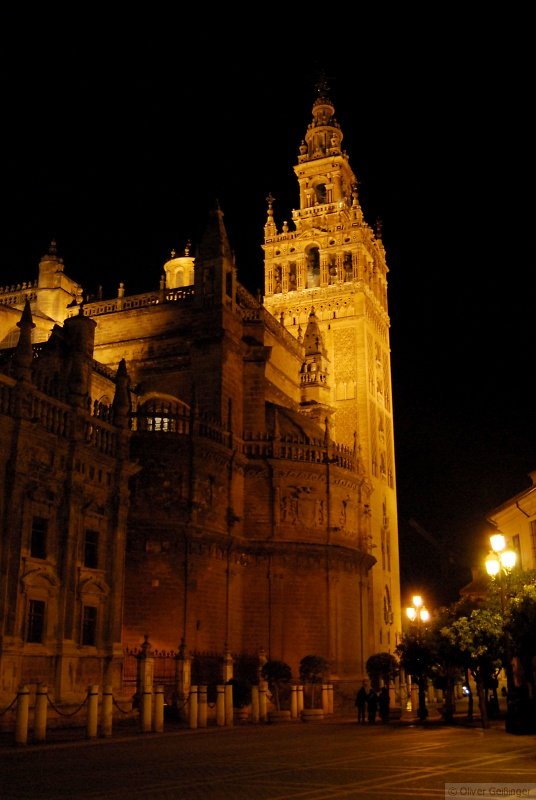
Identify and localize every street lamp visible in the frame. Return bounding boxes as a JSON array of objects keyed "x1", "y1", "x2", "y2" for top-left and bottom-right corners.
[
  {"x1": 406, "y1": 595, "x2": 430, "y2": 626},
  {"x1": 406, "y1": 595, "x2": 430, "y2": 721},
  {"x1": 484, "y1": 532, "x2": 517, "y2": 726},
  {"x1": 485, "y1": 534, "x2": 517, "y2": 614}
]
